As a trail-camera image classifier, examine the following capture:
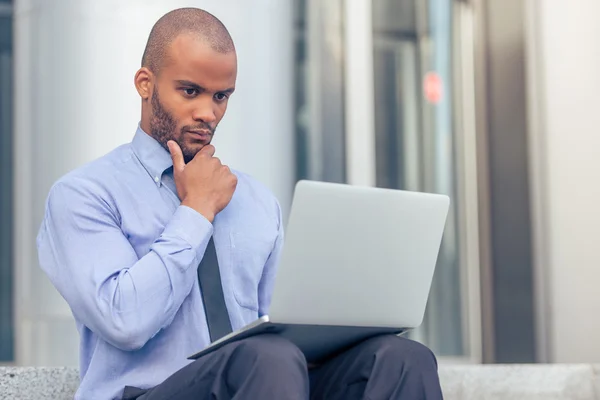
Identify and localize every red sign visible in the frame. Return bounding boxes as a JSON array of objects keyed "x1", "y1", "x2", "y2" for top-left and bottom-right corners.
[{"x1": 423, "y1": 72, "x2": 443, "y2": 104}]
